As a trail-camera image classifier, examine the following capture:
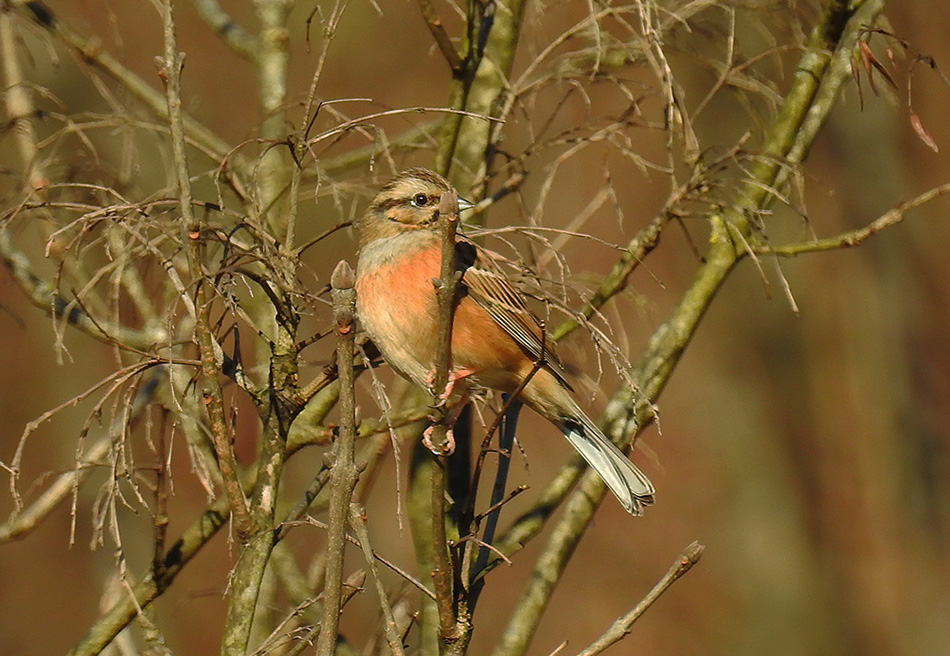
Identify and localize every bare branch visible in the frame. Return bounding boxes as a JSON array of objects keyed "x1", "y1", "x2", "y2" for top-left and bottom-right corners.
[
  {"x1": 349, "y1": 503, "x2": 407, "y2": 656},
  {"x1": 158, "y1": 0, "x2": 252, "y2": 538},
  {"x1": 427, "y1": 190, "x2": 463, "y2": 643},
  {"x1": 191, "y1": 0, "x2": 258, "y2": 61},
  {"x1": 573, "y1": 542, "x2": 704, "y2": 656},
  {"x1": 752, "y1": 183, "x2": 950, "y2": 256},
  {"x1": 315, "y1": 261, "x2": 361, "y2": 655},
  {"x1": 417, "y1": 0, "x2": 463, "y2": 73}
]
